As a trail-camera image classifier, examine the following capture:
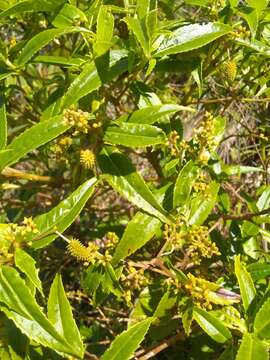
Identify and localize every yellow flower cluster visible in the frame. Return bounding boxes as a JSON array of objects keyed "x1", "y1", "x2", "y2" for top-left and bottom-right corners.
[
  {"x1": 166, "y1": 130, "x2": 181, "y2": 156},
  {"x1": 105, "y1": 232, "x2": 119, "y2": 250},
  {"x1": 186, "y1": 225, "x2": 220, "y2": 265},
  {"x1": 63, "y1": 108, "x2": 89, "y2": 134},
  {"x1": 193, "y1": 174, "x2": 209, "y2": 196},
  {"x1": 193, "y1": 112, "x2": 218, "y2": 164},
  {"x1": 233, "y1": 25, "x2": 250, "y2": 39},
  {"x1": 184, "y1": 273, "x2": 219, "y2": 309},
  {"x1": 121, "y1": 263, "x2": 149, "y2": 303},
  {"x1": 63, "y1": 108, "x2": 102, "y2": 135},
  {"x1": 4, "y1": 217, "x2": 38, "y2": 243},
  {"x1": 80, "y1": 149, "x2": 96, "y2": 170},
  {"x1": 163, "y1": 218, "x2": 186, "y2": 250}
]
